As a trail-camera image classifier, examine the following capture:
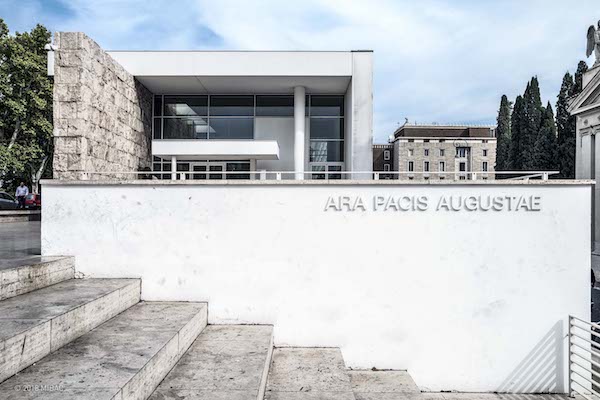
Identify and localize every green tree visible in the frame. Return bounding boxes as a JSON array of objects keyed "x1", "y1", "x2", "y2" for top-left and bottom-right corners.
[
  {"x1": 0, "y1": 19, "x2": 53, "y2": 193},
  {"x1": 573, "y1": 60, "x2": 589, "y2": 95},
  {"x1": 533, "y1": 102, "x2": 558, "y2": 171},
  {"x1": 556, "y1": 72, "x2": 575, "y2": 178},
  {"x1": 521, "y1": 77, "x2": 544, "y2": 170},
  {"x1": 509, "y1": 95, "x2": 525, "y2": 170},
  {"x1": 495, "y1": 95, "x2": 512, "y2": 170}
]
